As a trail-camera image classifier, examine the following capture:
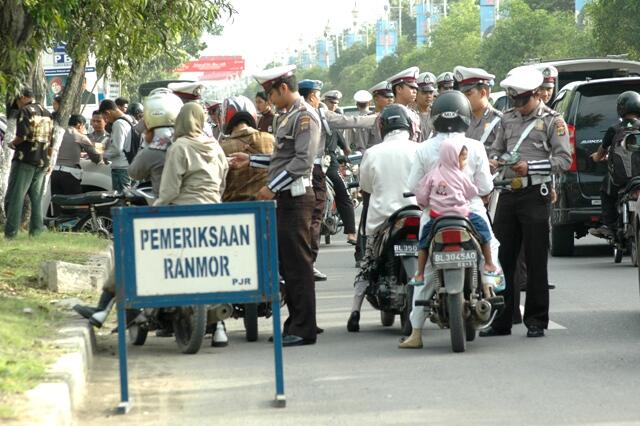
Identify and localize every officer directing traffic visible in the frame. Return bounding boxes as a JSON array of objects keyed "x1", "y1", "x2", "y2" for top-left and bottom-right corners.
[
  {"x1": 253, "y1": 65, "x2": 321, "y2": 347},
  {"x1": 483, "y1": 66, "x2": 571, "y2": 338}
]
